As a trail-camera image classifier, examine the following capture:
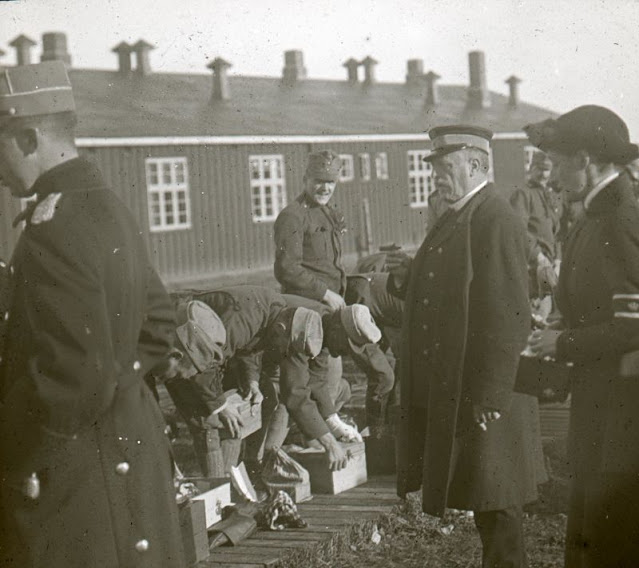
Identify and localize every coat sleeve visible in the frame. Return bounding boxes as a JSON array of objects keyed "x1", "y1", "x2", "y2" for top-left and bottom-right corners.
[
  {"x1": 556, "y1": 206, "x2": 639, "y2": 362},
  {"x1": 466, "y1": 204, "x2": 531, "y2": 411},
  {"x1": 350, "y1": 343, "x2": 395, "y2": 400},
  {"x1": 510, "y1": 188, "x2": 540, "y2": 263},
  {"x1": 19, "y1": 222, "x2": 118, "y2": 438},
  {"x1": 279, "y1": 350, "x2": 331, "y2": 439},
  {"x1": 137, "y1": 265, "x2": 176, "y2": 377},
  {"x1": 274, "y1": 209, "x2": 327, "y2": 301}
]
